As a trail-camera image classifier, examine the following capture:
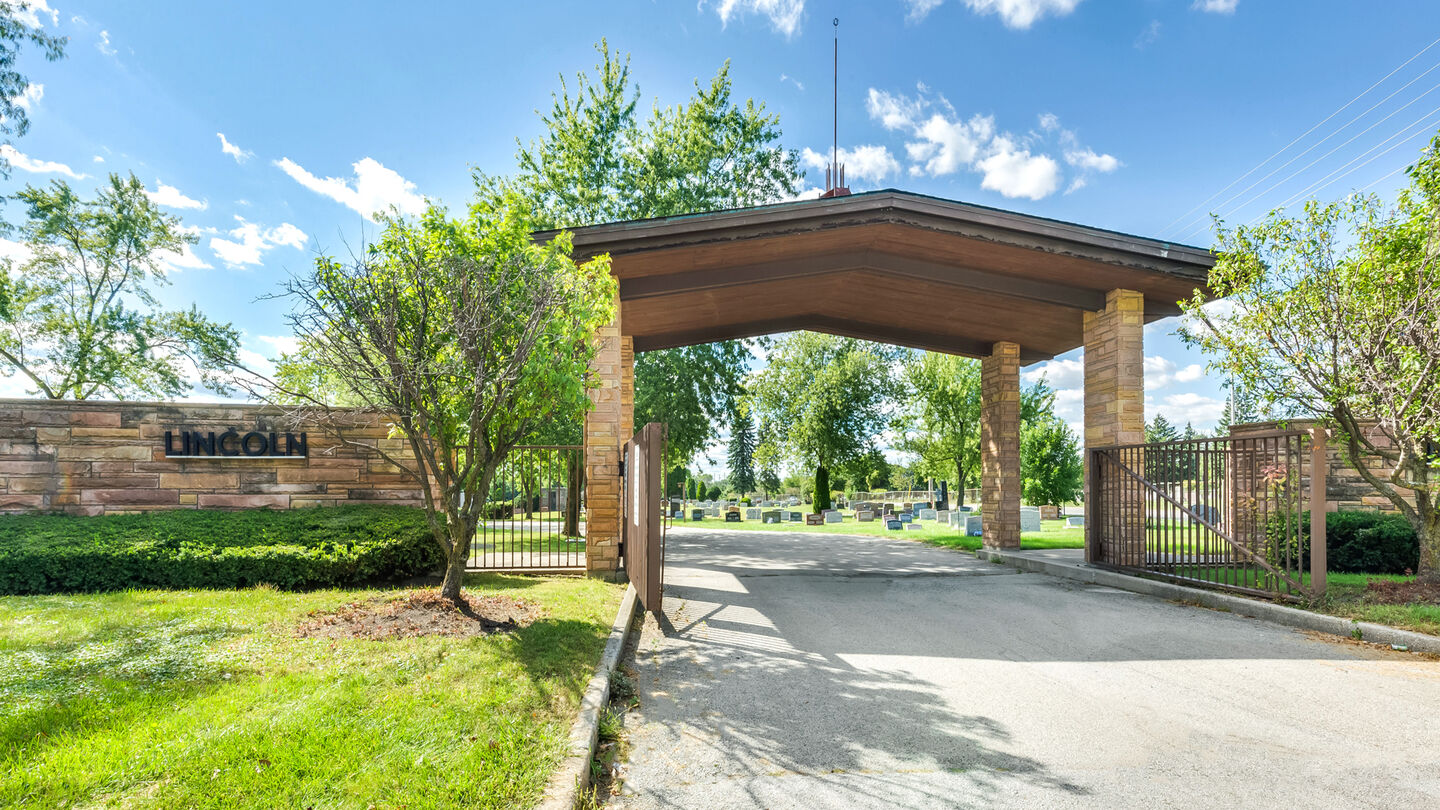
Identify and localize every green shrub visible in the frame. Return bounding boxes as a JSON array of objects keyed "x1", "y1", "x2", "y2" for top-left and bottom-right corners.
[
  {"x1": 0, "y1": 506, "x2": 445, "y2": 595},
  {"x1": 1265, "y1": 509, "x2": 1419, "y2": 575}
]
